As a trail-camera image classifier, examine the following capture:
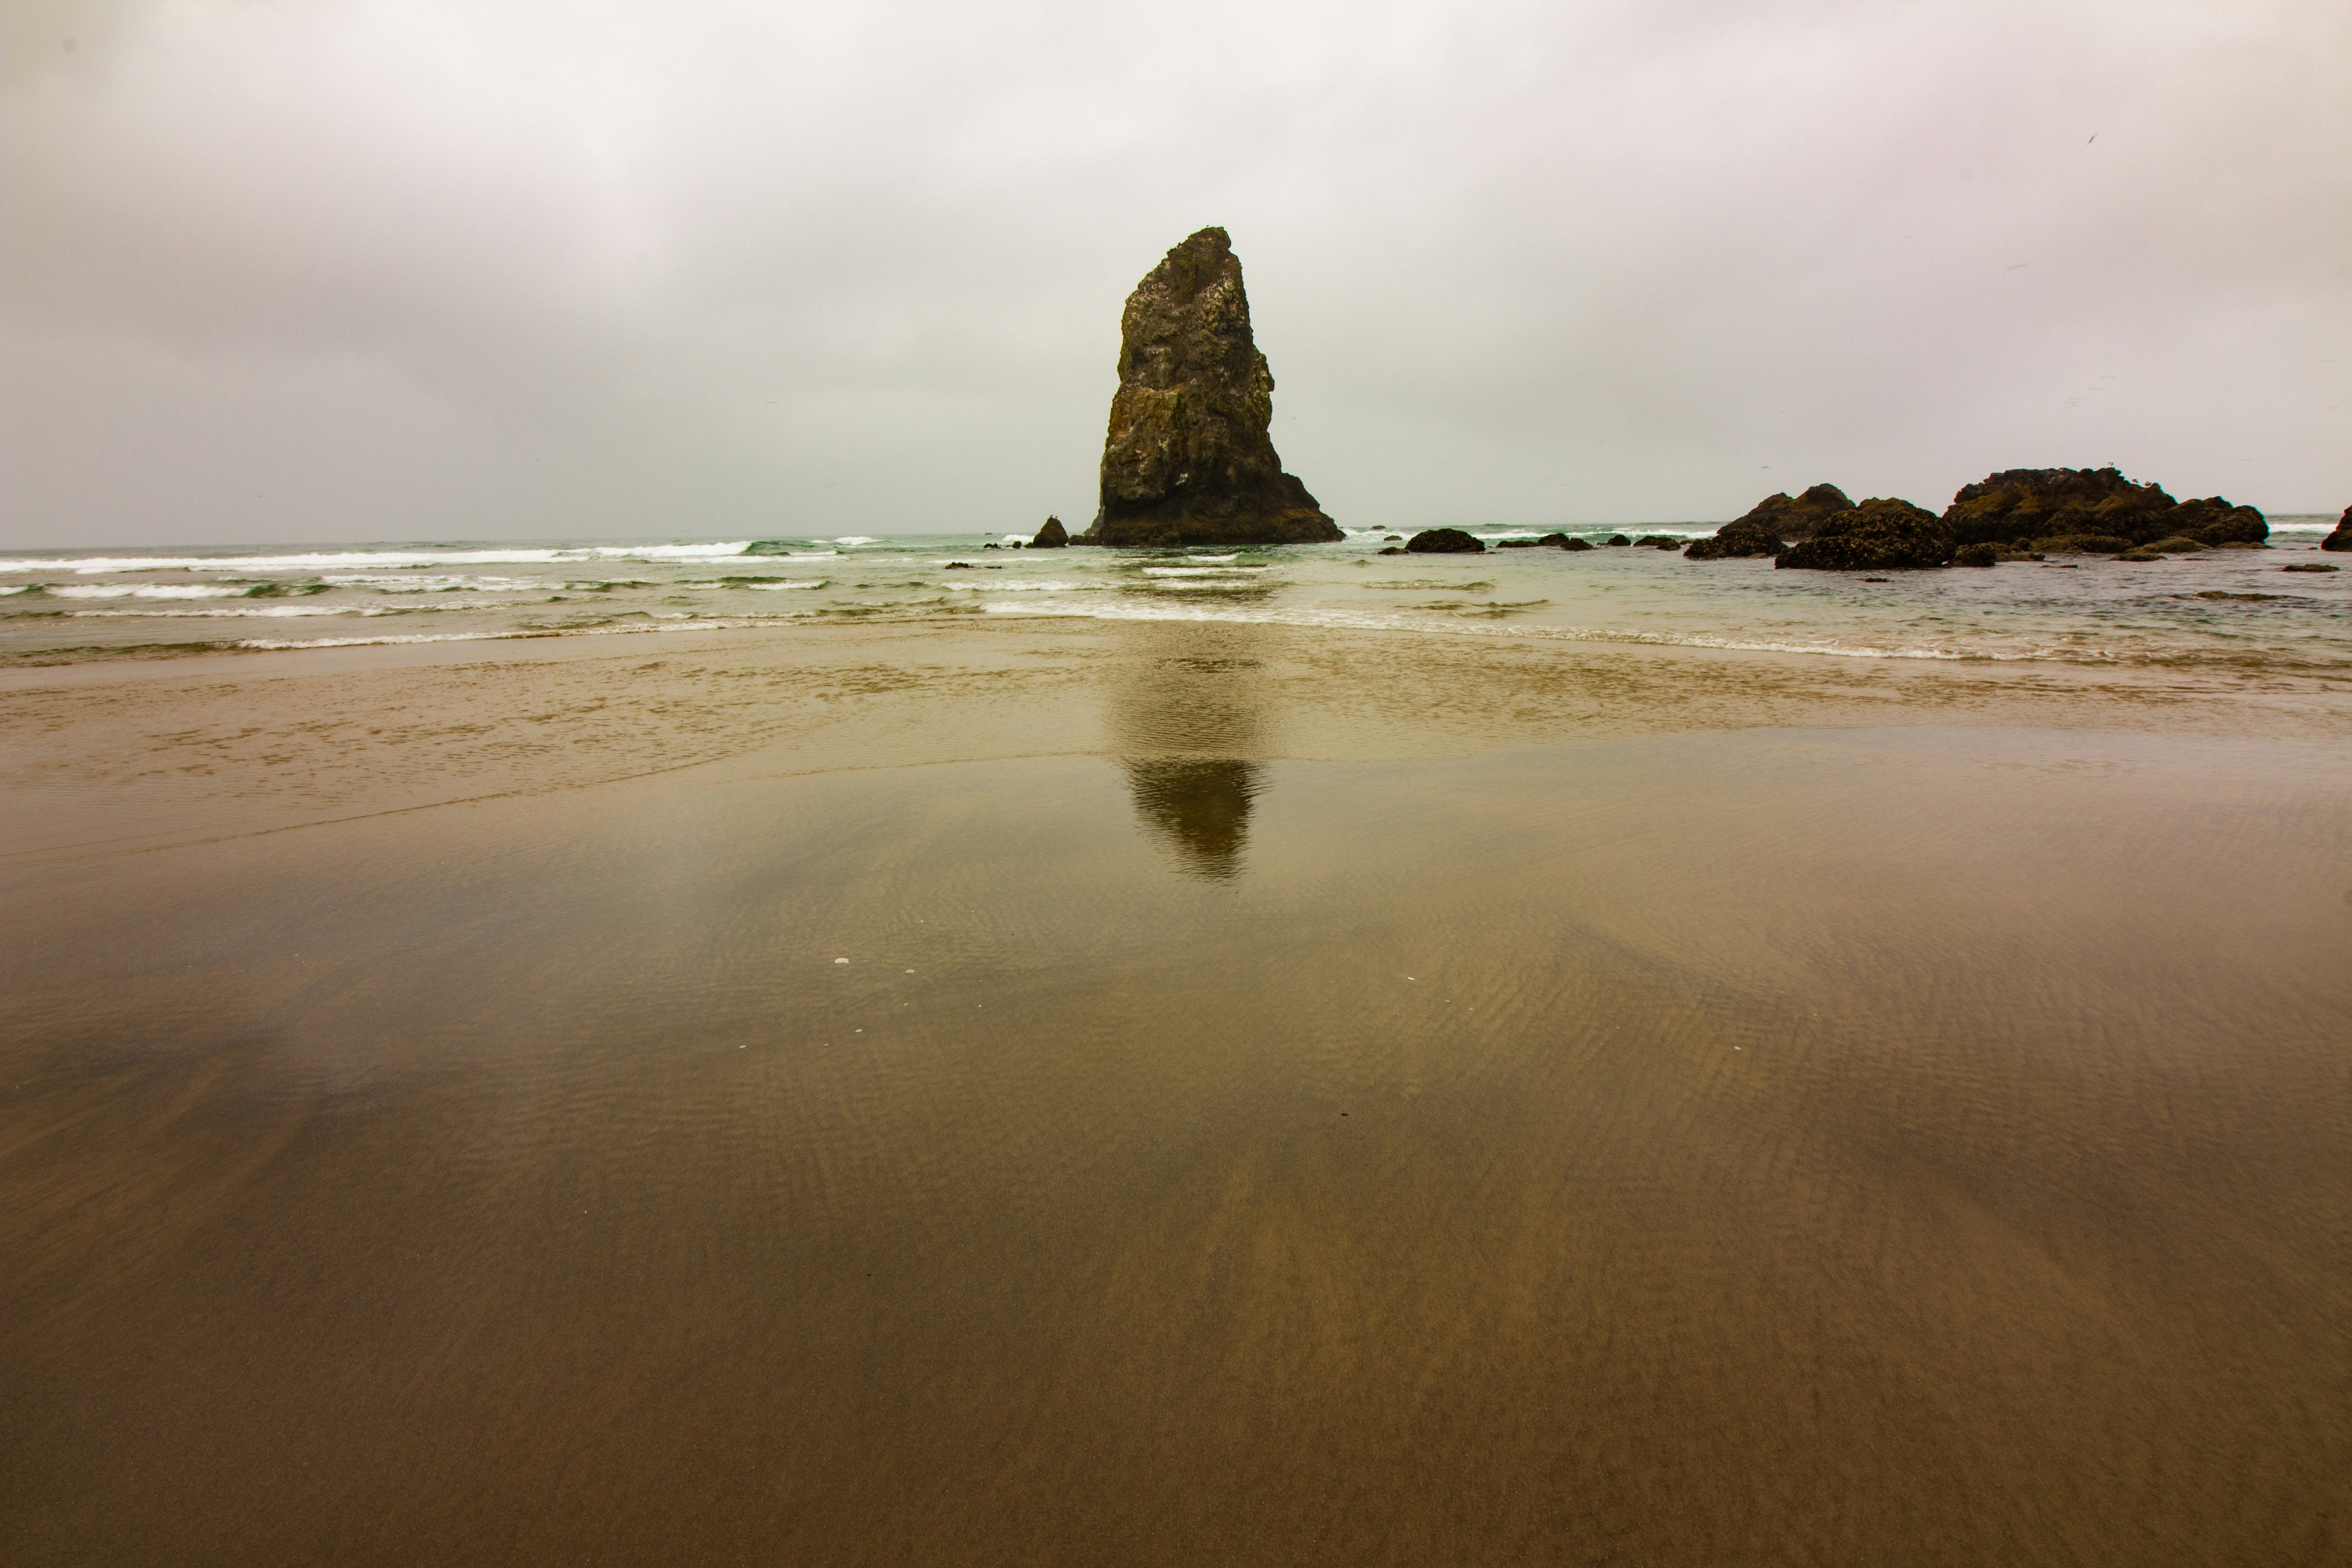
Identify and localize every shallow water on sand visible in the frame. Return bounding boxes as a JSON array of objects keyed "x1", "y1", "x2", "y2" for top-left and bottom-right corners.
[
  {"x1": 5, "y1": 703, "x2": 2347, "y2": 1564},
  {"x1": 3, "y1": 519, "x2": 2346, "y2": 678}
]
